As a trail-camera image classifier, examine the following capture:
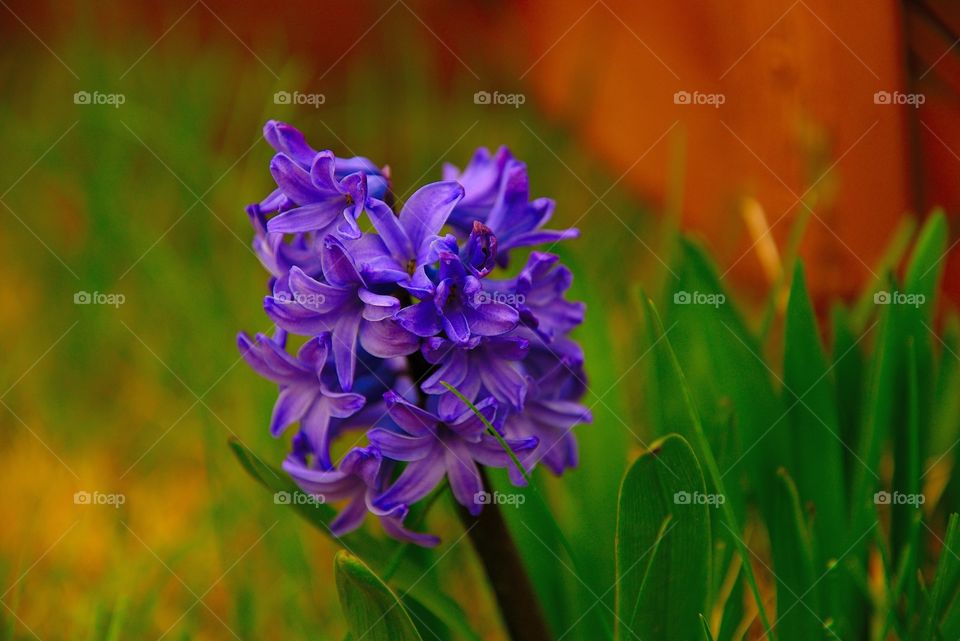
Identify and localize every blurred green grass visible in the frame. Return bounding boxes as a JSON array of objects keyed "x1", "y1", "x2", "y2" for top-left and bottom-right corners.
[{"x1": 0, "y1": 20, "x2": 661, "y2": 641}]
